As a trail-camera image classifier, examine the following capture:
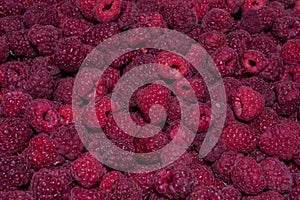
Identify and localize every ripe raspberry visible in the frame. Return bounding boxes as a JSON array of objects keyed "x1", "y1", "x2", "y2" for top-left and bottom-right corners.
[
  {"x1": 76, "y1": 0, "x2": 97, "y2": 20},
  {"x1": 249, "y1": 34, "x2": 278, "y2": 56},
  {"x1": 187, "y1": 186, "x2": 223, "y2": 200},
  {"x1": 136, "y1": 0, "x2": 162, "y2": 14},
  {"x1": 0, "y1": 15, "x2": 24, "y2": 33},
  {"x1": 191, "y1": 164, "x2": 215, "y2": 187},
  {"x1": 257, "y1": 6, "x2": 277, "y2": 30},
  {"x1": 183, "y1": 103, "x2": 211, "y2": 132},
  {"x1": 117, "y1": 1, "x2": 139, "y2": 29},
  {"x1": 149, "y1": 193, "x2": 170, "y2": 200},
  {"x1": 259, "y1": 123, "x2": 299, "y2": 160},
  {"x1": 198, "y1": 31, "x2": 227, "y2": 54},
  {"x1": 226, "y1": 30, "x2": 252, "y2": 55},
  {"x1": 28, "y1": 24, "x2": 60, "y2": 56},
  {"x1": 0, "y1": 190, "x2": 33, "y2": 200},
  {"x1": 0, "y1": 35, "x2": 8, "y2": 64},
  {"x1": 223, "y1": 77, "x2": 242, "y2": 106},
  {"x1": 188, "y1": 0, "x2": 210, "y2": 20},
  {"x1": 213, "y1": 47, "x2": 239, "y2": 77},
  {"x1": 221, "y1": 186, "x2": 242, "y2": 200},
  {"x1": 155, "y1": 163, "x2": 195, "y2": 199},
  {"x1": 186, "y1": 24, "x2": 203, "y2": 41},
  {"x1": 55, "y1": 0, "x2": 83, "y2": 21},
  {"x1": 82, "y1": 22, "x2": 120, "y2": 46},
  {"x1": 61, "y1": 18, "x2": 92, "y2": 38},
  {"x1": 0, "y1": 61, "x2": 29, "y2": 89},
  {"x1": 71, "y1": 187, "x2": 105, "y2": 200},
  {"x1": 231, "y1": 156, "x2": 266, "y2": 195},
  {"x1": 108, "y1": 178, "x2": 142, "y2": 200},
  {"x1": 260, "y1": 53, "x2": 284, "y2": 82},
  {"x1": 243, "y1": 190, "x2": 284, "y2": 200},
  {"x1": 101, "y1": 66, "x2": 120, "y2": 92},
  {"x1": 100, "y1": 171, "x2": 124, "y2": 193},
  {"x1": 282, "y1": 64, "x2": 300, "y2": 83},
  {"x1": 30, "y1": 56, "x2": 61, "y2": 78},
  {"x1": 0, "y1": 155, "x2": 32, "y2": 190},
  {"x1": 51, "y1": 124, "x2": 84, "y2": 160},
  {"x1": 281, "y1": 39, "x2": 300, "y2": 65},
  {"x1": 0, "y1": 0, "x2": 24, "y2": 17},
  {"x1": 276, "y1": 80, "x2": 300, "y2": 105},
  {"x1": 94, "y1": 0, "x2": 121, "y2": 22},
  {"x1": 0, "y1": 118, "x2": 32, "y2": 154},
  {"x1": 273, "y1": 101, "x2": 299, "y2": 116},
  {"x1": 126, "y1": 172, "x2": 155, "y2": 198},
  {"x1": 233, "y1": 86, "x2": 265, "y2": 121},
  {"x1": 249, "y1": 108, "x2": 279, "y2": 133},
  {"x1": 23, "y1": 134, "x2": 63, "y2": 169},
  {"x1": 53, "y1": 78, "x2": 74, "y2": 105},
  {"x1": 59, "y1": 105, "x2": 73, "y2": 125},
  {"x1": 239, "y1": 10, "x2": 263, "y2": 33},
  {"x1": 30, "y1": 167, "x2": 72, "y2": 200},
  {"x1": 71, "y1": 153, "x2": 105, "y2": 188},
  {"x1": 0, "y1": 91, "x2": 32, "y2": 117},
  {"x1": 261, "y1": 157, "x2": 293, "y2": 193},
  {"x1": 202, "y1": 8, "x2": 234, "y2": 33},
  {"x1": 272, "y1": 17, "x2": 300, "y2": 41},
  {"x1": 241, "y1": 50, "x2": 268, "y2": 74},
  {"x1": 133, "y1": 12, "x2": 167, "y2": 28},
  {"x1": 242, "y1": 0, "x2": 267, "y2": 10},
  {"x1": 53, "y1": 37, "x2": 90, "y2": 73}
]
